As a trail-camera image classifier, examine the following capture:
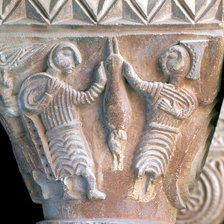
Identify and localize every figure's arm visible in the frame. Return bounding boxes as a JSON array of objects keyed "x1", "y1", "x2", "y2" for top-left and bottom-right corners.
[
  {"x1": 122, "y1": 62, "x2": 148, "y2": 93},
  {"x1": 122, "y1": 62, "x2": 163, "y2": 95},
  {"x1": 73, "y1": 62, "x2": 107, "y2": 105}
]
